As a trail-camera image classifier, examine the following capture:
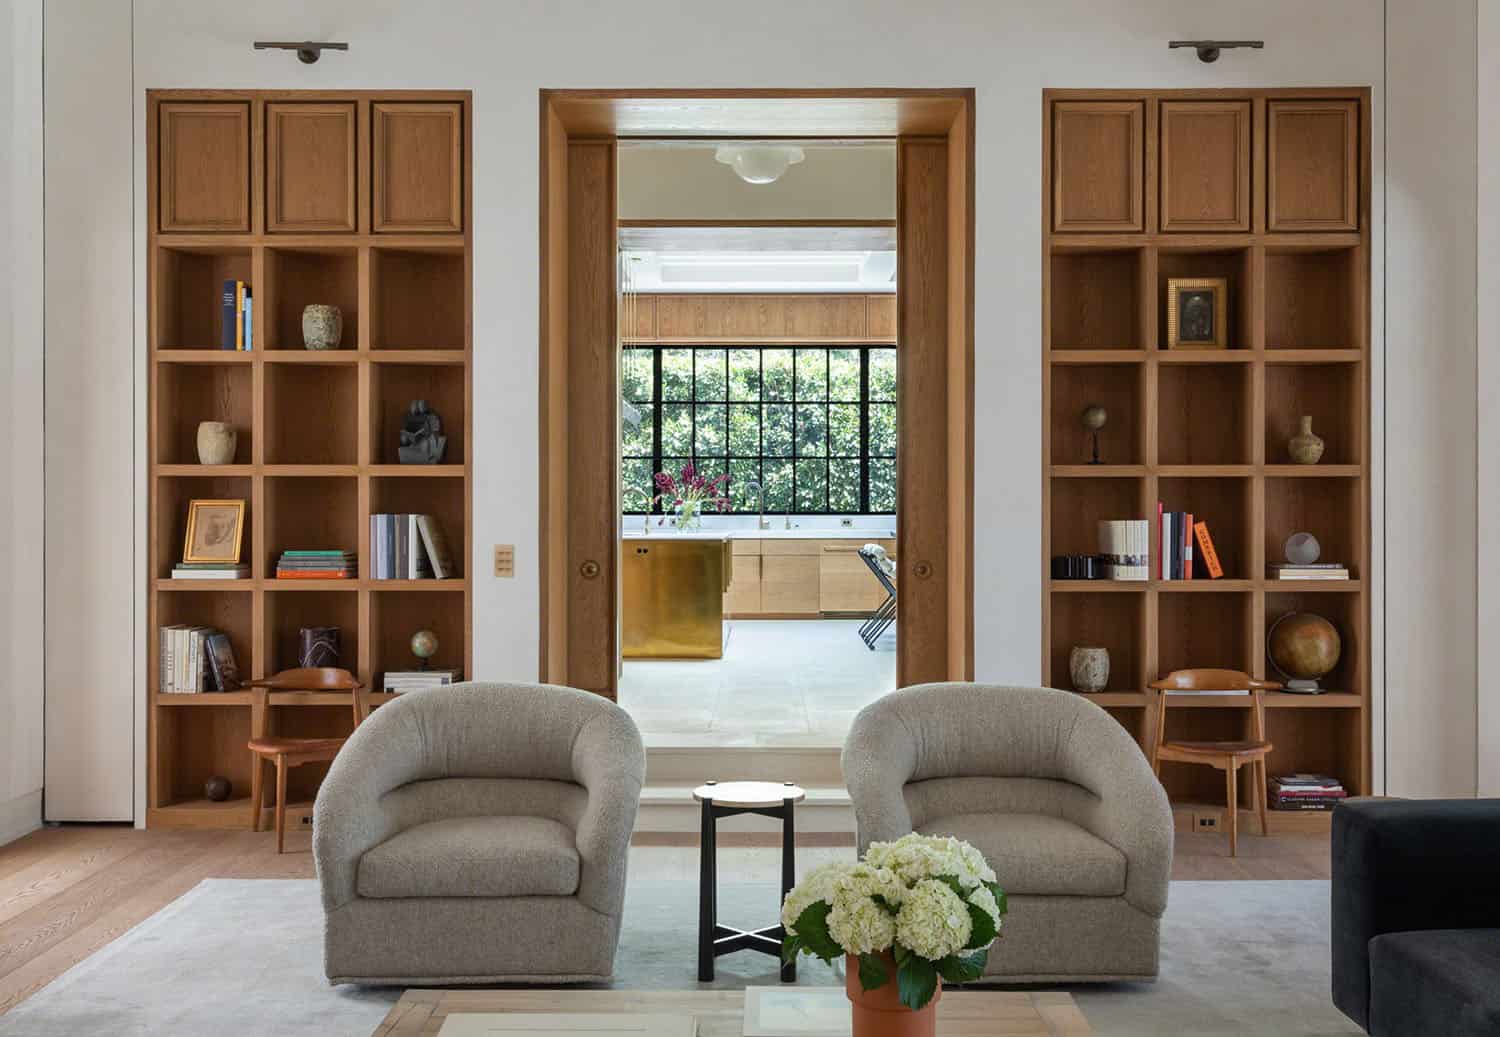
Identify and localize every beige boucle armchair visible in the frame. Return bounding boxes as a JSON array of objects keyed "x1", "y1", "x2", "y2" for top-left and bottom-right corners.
[
  {"x1": 842, "y1": 683, "x2": 1173, "y2": 982},
  {"x1": 313, "y1": 682, "x2": 645, "y2": 985}
]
